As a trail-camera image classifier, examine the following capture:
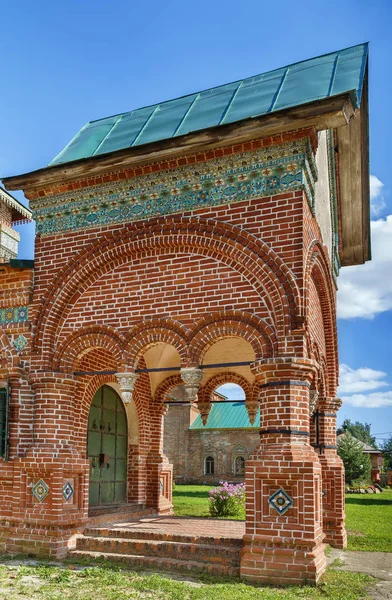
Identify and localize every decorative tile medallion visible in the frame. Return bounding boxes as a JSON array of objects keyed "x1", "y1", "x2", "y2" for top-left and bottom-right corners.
[
  {"x1": 32, "y1": 479, "x2": 49, "y2": 502},
  {"x1": 0, "y1": 306, "x2": 29, "y2": 325},
  {"x1": 12, "y1": 334, "x2": 28, "y2": 352},
  {"x1": 62, "y1": 481, "x2": 74, "y2": 502},
  {"x1": 32, "y1": 138, "x2": 317, "y2": 236},
  {"x1": 268, "y1": 488, "x2": 293, "y2": 515}
]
